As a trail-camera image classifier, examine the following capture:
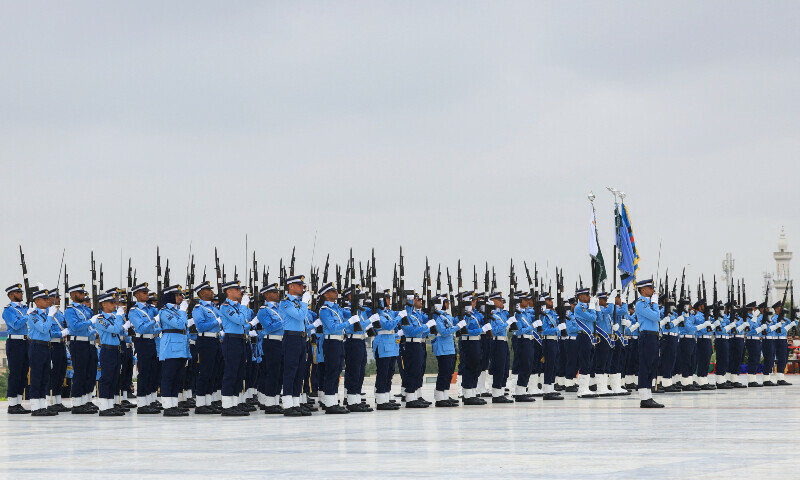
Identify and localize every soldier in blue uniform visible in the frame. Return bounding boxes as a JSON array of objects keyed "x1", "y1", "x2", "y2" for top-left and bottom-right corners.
[
  {"x1": 431, "y1": 294, "x2": 460, "y2": 407},
  {"x1": 676, "y1": 301, "x2": 700, "y2": 391},
  {"x1": 774, "y1": 303, "x2": 795, "y2": 385},
  {"x1": 539, "y1": 294, "x2": 565, "y2": 400},
  {"x1": 92, "y1": 292, "x2": 126, "y2": 416},
  {"x1": 573, "y1": 288, "x2": 598, "y2": 398},
  {"x1": 459, "y1": 291, "x2": 490, "y2": 405},
  {"x1": 216, "y1": 280, "x2": 251, "y2": 416},
  {"x1": 317, "y1": 282, "x2": 350, "y2": 414},
  {"x1": 761, "y1": 301, "x2": 782, "y2": 386},
  {"x1": 744, "y1": 302, "x2": 764, "y2": 387},
  {"x1": 594, "y1": 292, "x2": 617, "y2": 396},
  {"x1": 486, "y1": 292, "x2": 513, "y2": 403},
  {"x1": 713, "y1": 302, "x2": 734, "y2": 389},
  {"x1": 622, "y1": 302, "x2": 638, "y2": 389},
  {"x1": 129, "y1": 282, "x2": 163, "y2": 413},
  {"x1": 342, "y1": 287, "x2": 373, "y2": 412},
  {"x1": 157, "y1": 285, "x2": 191, "y2": 416},
  {"x1": 189, "y1": 281, "x2": 222, "y2": 414},
  {"x1": 278, "y1": 275, "x2": 314, "y2": 416},
  {"x1": 657, "y1": 296, "x2": 681, "y2": 393},
  {"x1": 63, "y1": 284, "x2": 98, "y2": 414},
  {"x1": 399, "y1": 291, "x2": 431, "y2": 408},
  {"x1": 510, "y1": 293, "x2": 535, "y2": 402},
  {"x1": 253, "y1": 282, "x2": 285, "y2": 414},
  {"x1": 563, "y1": 298, "x2": 580, "y2": 392},
  {"x1": 607, "y1": 291, "x2": 630, "y2": 395},
  {"x1": 3, "y1": 284, "x2": 31, "y2": 414},
  {"x1": 27, "y1": 289, "x2": 63, "y2": 416},
  {"x1": 693, "y1": 301, "x2": 715, "y2": 390},
  {"x1": 633, "y1": 279, "x2": 664, "y2": 408},
  {"x1": 727, "y1": 302, "x2": 747, "y2": 388},
  {"x1": 371, "y1": 287, "x2": 401, "y2": 410},
  {"x1": 47, "y1": 289, "x2": 71, "y2": 412}
]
